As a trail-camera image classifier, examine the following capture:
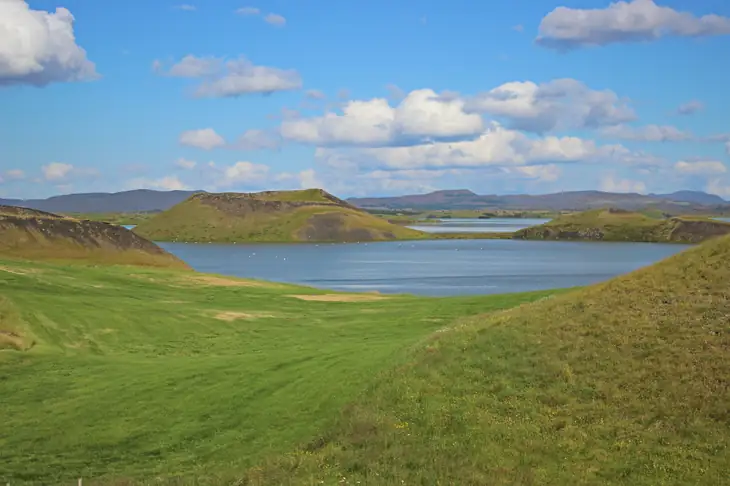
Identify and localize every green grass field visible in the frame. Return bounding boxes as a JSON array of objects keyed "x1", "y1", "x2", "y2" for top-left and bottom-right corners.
[
  {"x1": 243, "y1": 234, "x2": 730, "y2": 485},
  {"x1": 0, "y1": 258, "x2": 557, "y2": 484}
]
